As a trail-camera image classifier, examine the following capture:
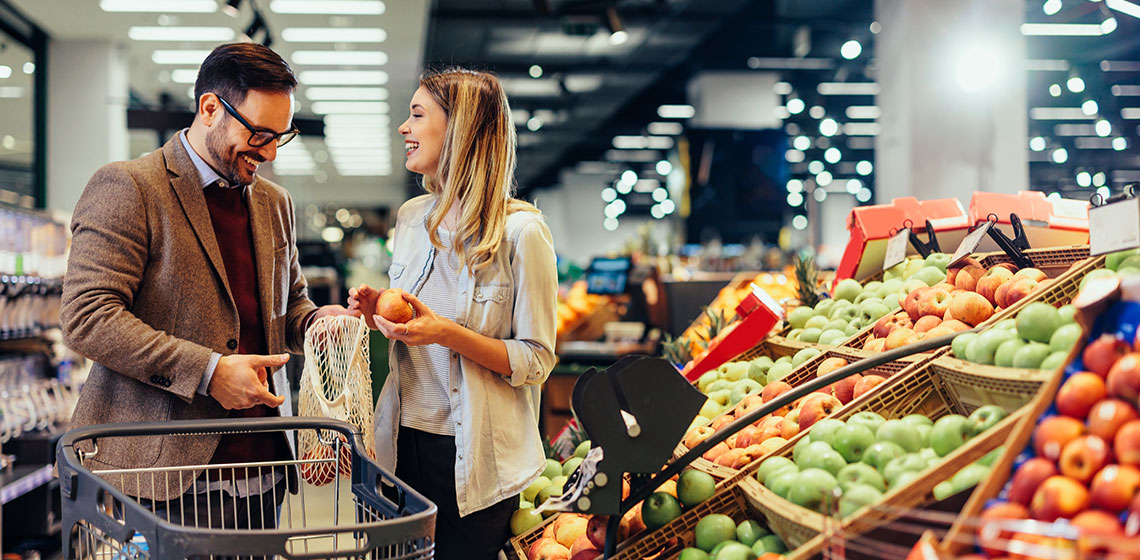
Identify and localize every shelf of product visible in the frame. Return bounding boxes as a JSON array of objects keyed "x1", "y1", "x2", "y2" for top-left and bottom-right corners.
[{"x1": 557, "y1": 280, "x2": 621, "y2": 343}]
